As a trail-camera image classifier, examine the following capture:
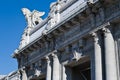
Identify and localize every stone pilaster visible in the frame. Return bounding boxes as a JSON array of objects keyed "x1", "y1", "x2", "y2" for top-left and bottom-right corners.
[
  {"x1": 103, "y1": 27, "x2": 117, "y2": 80},
  {"x1": 91, "y1": 32, "x2": 103, "y2": 80},
  {"x1": 51, "y1": 53, "x2": 60, "y2": 80},
  {"x1": 45, "y1": 56, "x2": 52, "y2": 80}
]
